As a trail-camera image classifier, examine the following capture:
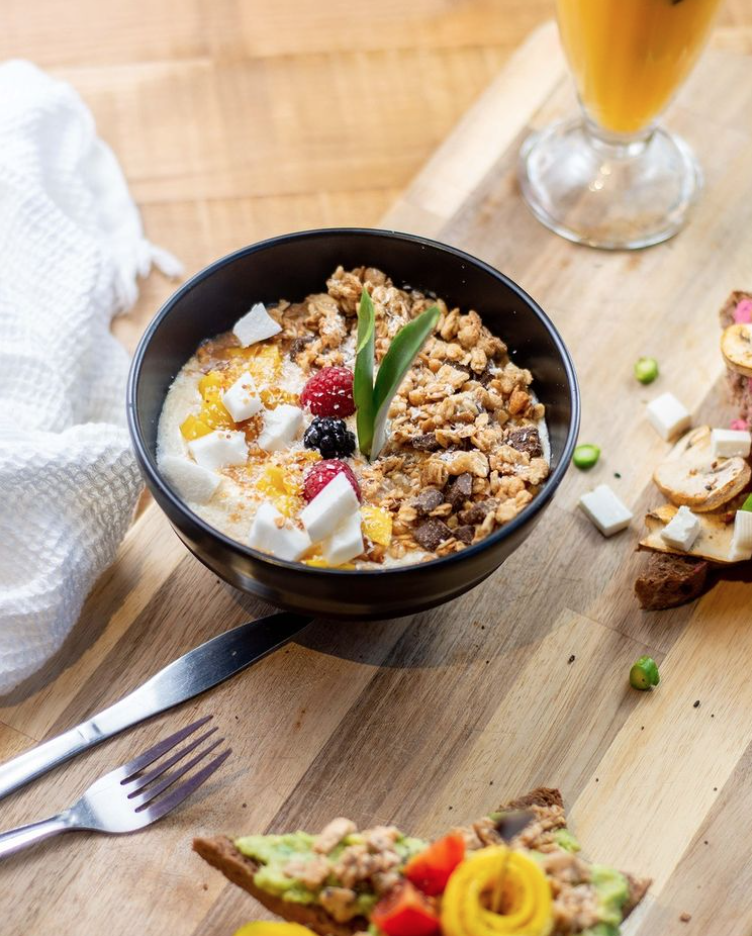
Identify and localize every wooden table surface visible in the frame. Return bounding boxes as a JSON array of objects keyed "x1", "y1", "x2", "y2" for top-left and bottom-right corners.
[
  {"x1": 2, "y1": 0, "x2": 750, "y2": 353},
  {"x1": 2, "y1": 5, "x2": 752, "y2": 936}
]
